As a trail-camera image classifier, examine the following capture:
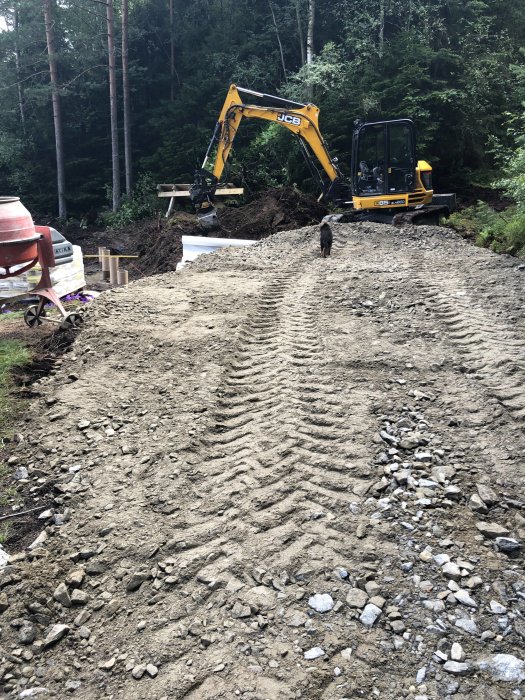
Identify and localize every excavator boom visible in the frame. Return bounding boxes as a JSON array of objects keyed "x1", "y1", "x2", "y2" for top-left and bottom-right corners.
[{"x1": 189, "y1": 84, "x2": 350, "y2": 228}]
